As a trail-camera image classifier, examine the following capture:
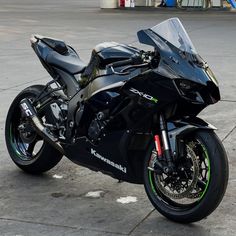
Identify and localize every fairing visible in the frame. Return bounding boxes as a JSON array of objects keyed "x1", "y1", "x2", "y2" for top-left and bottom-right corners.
[{"x1": 137, "y1": 18, "x2": 220, "y2": 104}]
